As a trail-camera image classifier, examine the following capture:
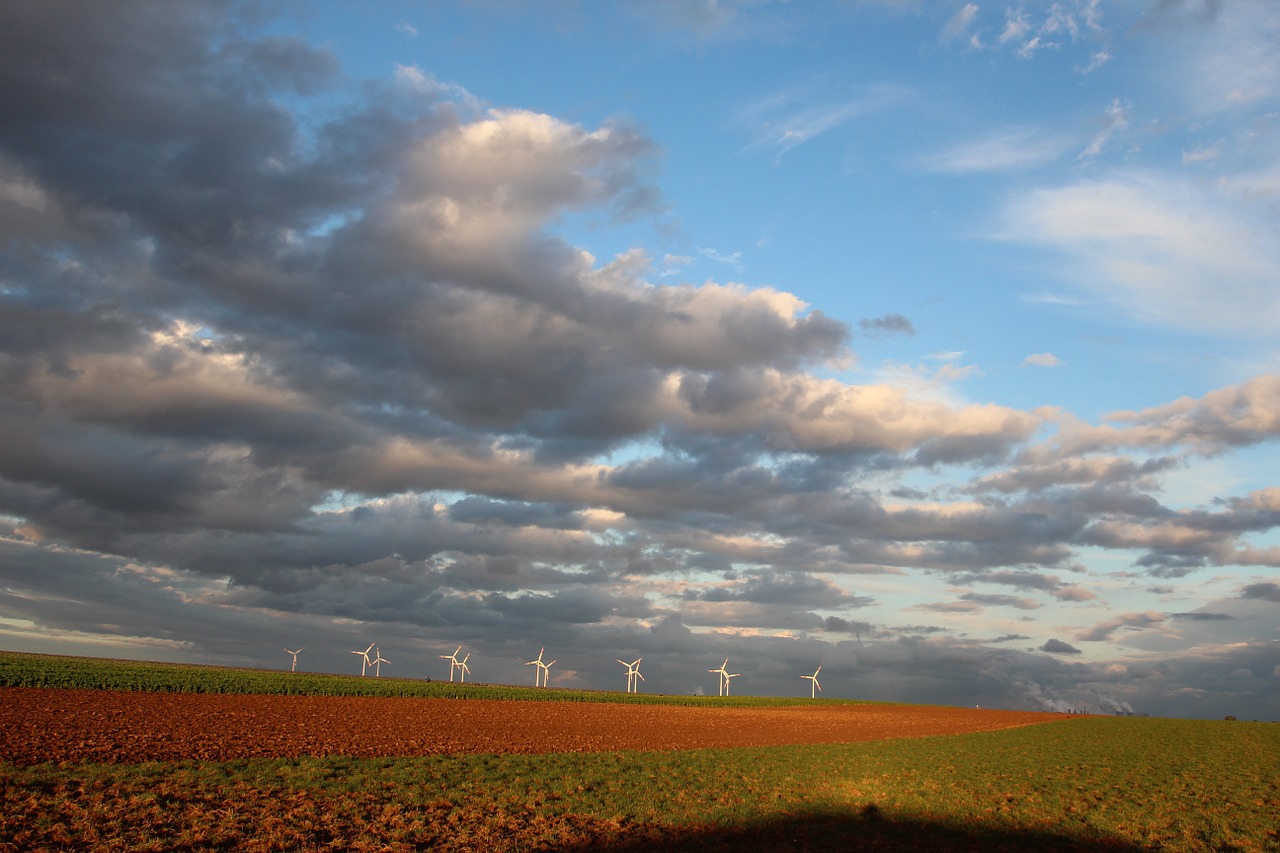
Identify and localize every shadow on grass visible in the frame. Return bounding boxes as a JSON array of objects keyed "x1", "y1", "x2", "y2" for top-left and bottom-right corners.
[{"x1": 559, "y1": 805, "x2": 1143, "y2": 852}]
